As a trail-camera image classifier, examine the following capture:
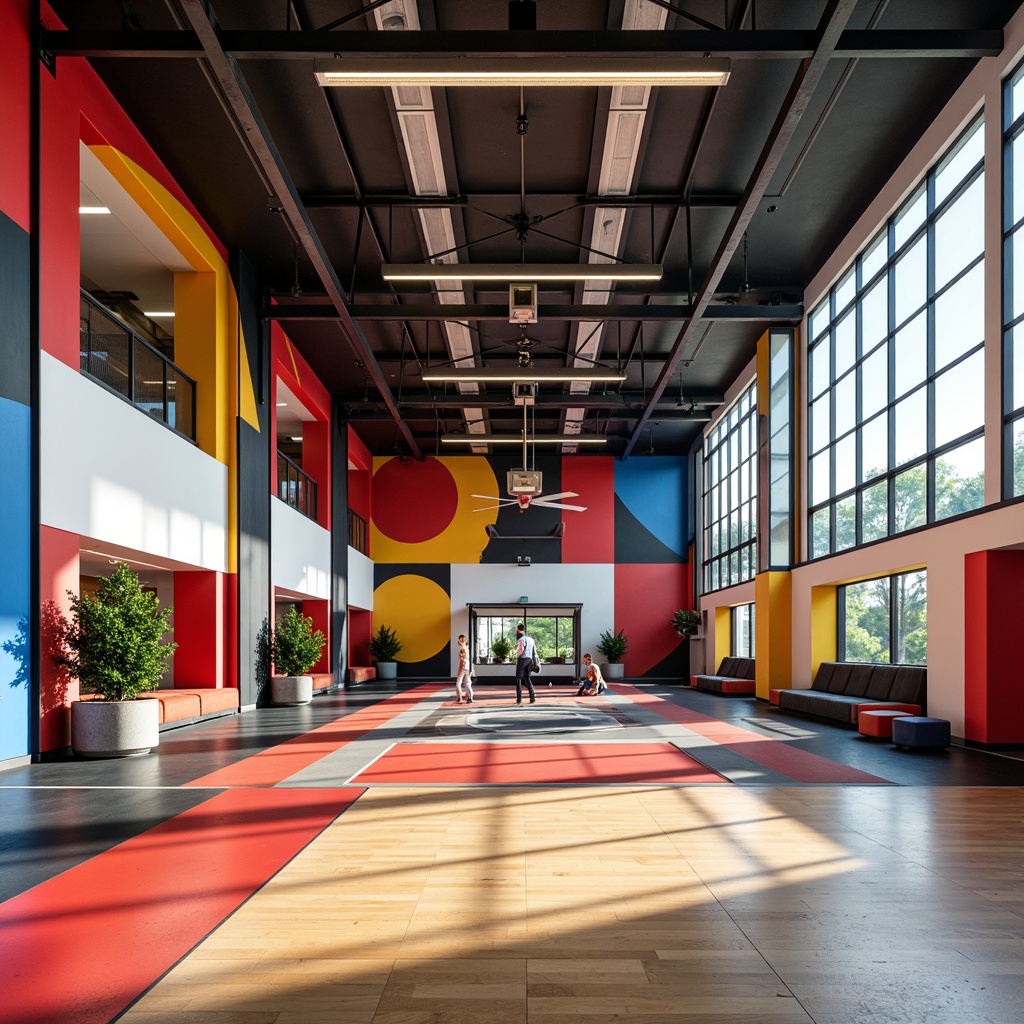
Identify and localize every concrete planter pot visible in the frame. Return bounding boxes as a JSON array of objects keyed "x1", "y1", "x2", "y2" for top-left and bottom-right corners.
[
  {"x1": 374, "y1": 660, "x2": 398, "y2": 680},
  {"x1": 71, "y1": 699, "x2": 160, "y2": 758},
  {"x1": 602, "y1": 662, "x2": 625, "y2": 680},
  {"x1": 270, "y1": 675, "x2": 314, "y2": 706}
]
